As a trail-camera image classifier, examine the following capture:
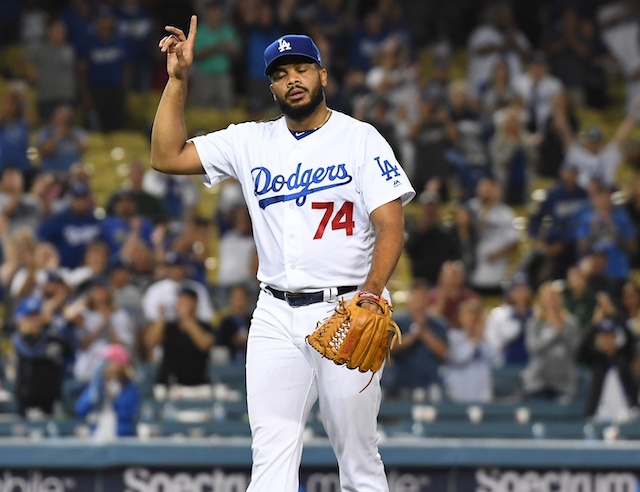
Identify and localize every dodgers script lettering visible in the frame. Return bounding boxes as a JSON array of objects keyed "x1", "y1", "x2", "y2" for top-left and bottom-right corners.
[{"x1": 251, "y1": 162, "x2": 352, "y2": 209}]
